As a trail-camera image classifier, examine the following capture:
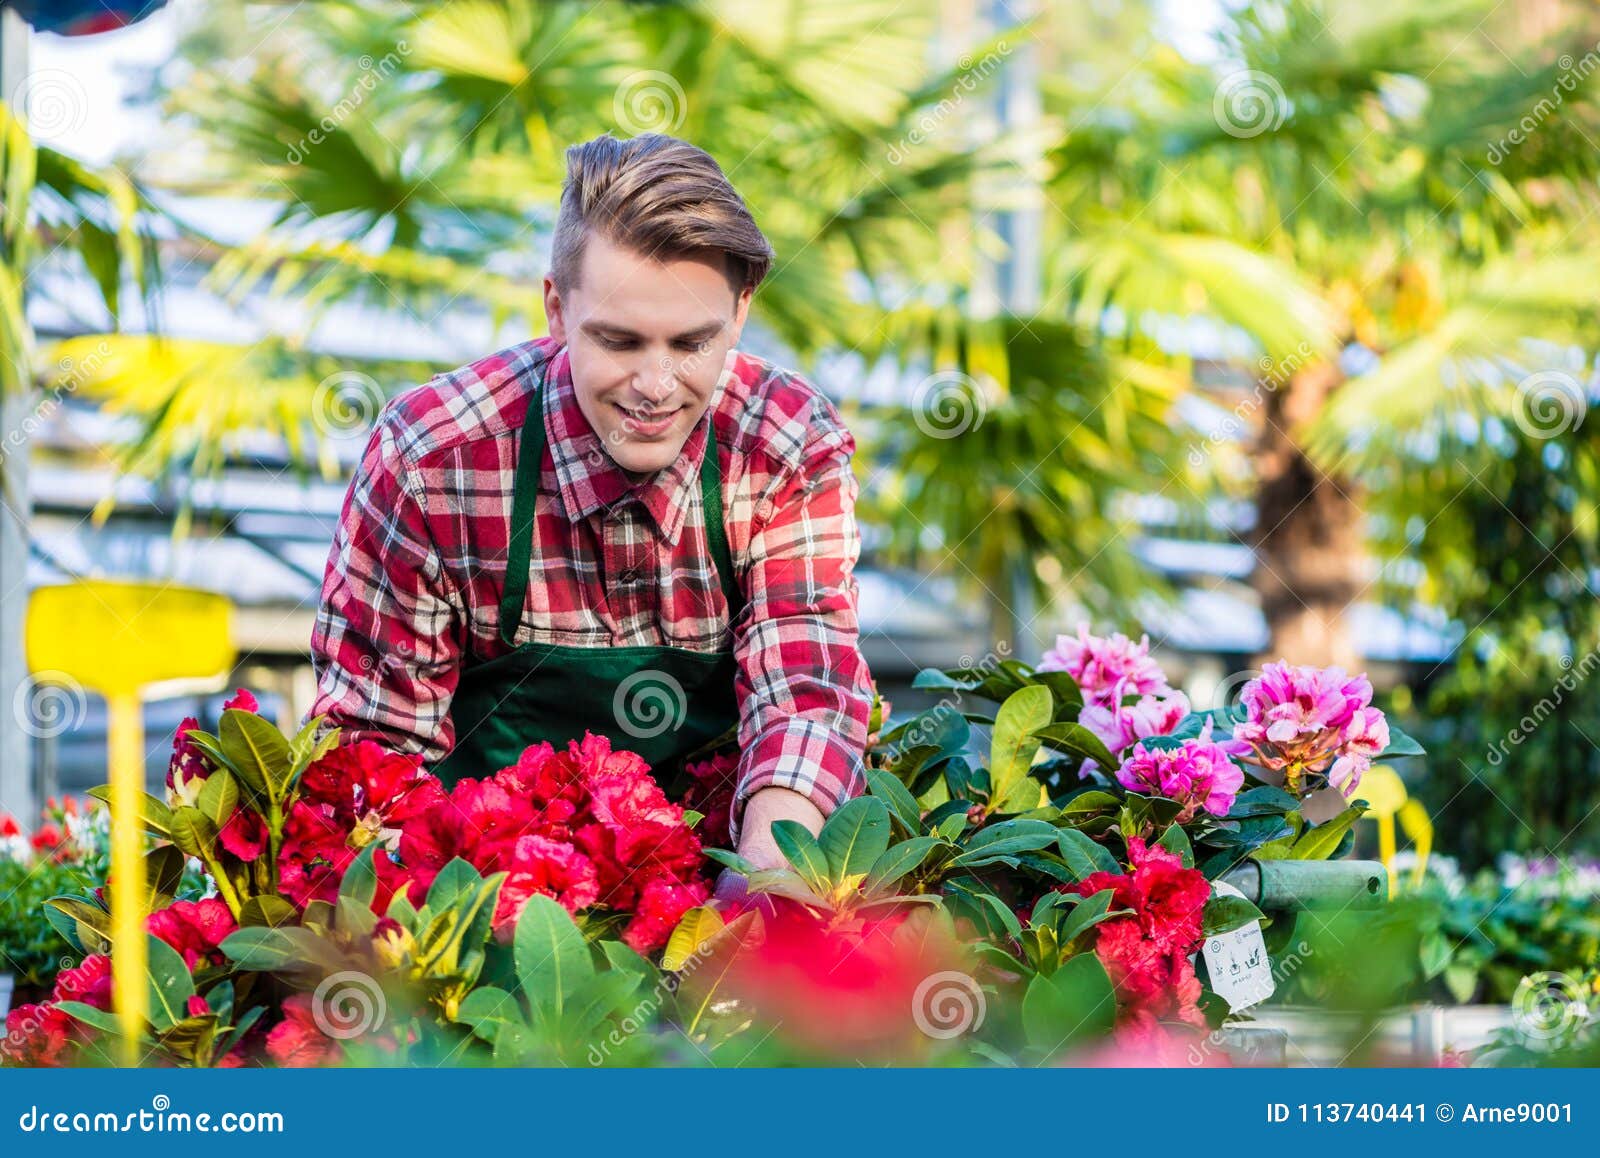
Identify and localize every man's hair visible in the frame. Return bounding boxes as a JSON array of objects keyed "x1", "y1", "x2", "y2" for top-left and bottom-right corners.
[{"x1": 550, "y1": 132, "x2": 775, "y2": 296}]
